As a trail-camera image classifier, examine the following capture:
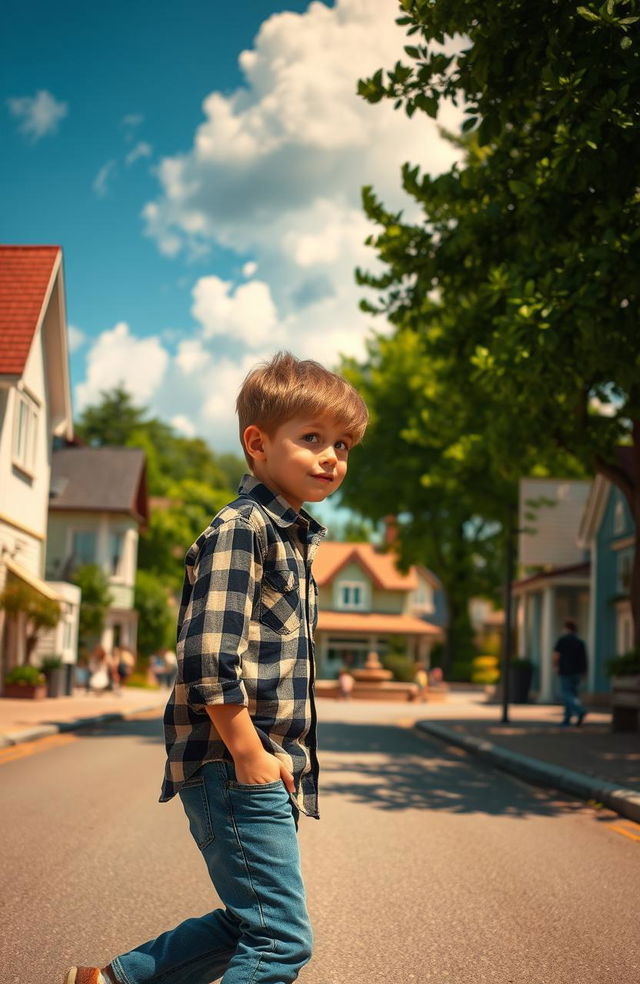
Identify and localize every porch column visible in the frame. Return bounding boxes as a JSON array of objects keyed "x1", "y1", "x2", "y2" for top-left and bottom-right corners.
[
  {"x1": 516, "y1": 595, "x2": 526, "y2": 659},
  {"x1": 539, "y1": 586, "x2": 554, "y2": 702}
]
